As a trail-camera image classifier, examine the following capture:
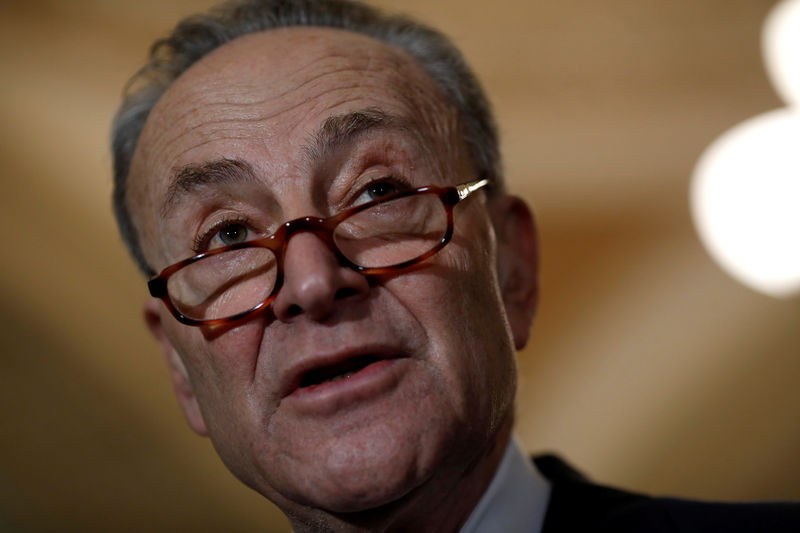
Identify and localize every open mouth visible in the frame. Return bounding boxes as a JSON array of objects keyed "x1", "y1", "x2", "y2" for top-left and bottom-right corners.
[{"x1": 298, "y1": 354, "x2": 383, "y2": 389}]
